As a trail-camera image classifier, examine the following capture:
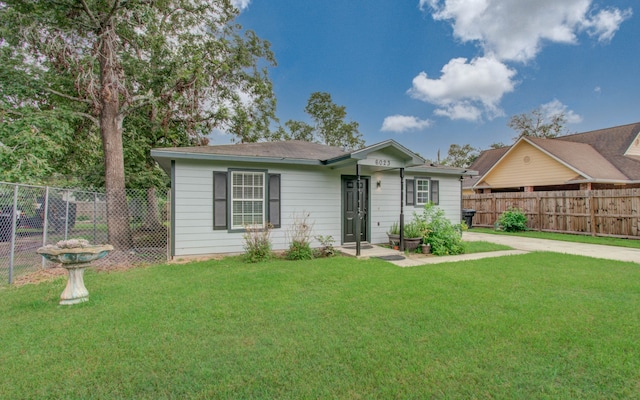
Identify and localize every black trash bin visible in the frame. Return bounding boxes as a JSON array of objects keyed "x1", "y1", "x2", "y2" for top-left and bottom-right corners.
[
  {"x1": 462, "y1": 209, "x2": 476, "y2": 228},
  {"x1": 0, "y1": 206, "x2": 15, "y2": 242}
]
